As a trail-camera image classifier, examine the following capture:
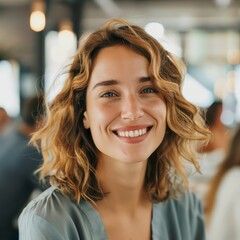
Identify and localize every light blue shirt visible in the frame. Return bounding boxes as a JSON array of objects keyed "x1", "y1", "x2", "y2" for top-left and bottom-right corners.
[{"x1": 18, "y1": 187, "x2": 205, "y2": 240}]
